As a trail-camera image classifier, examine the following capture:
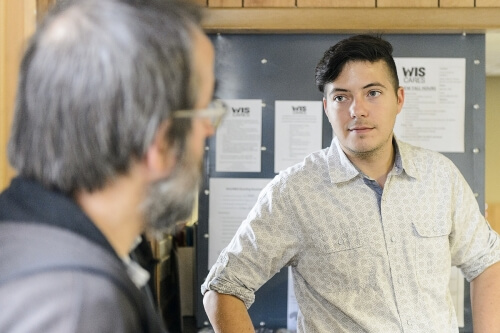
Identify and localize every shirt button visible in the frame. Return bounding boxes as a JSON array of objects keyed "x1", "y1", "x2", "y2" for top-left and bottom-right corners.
[
  {"x1": 391, "y1": 236, "x2": 396, "y2": 242},
  {"x1": 398, "y1": 277, "x2": 404, "y2": 285},
  {"x1": 338, "y1": 239, "x2": 344, "y2": 245},
  {"x1": 407, "y1": 319, "x2": 412, "y2": 326}
]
